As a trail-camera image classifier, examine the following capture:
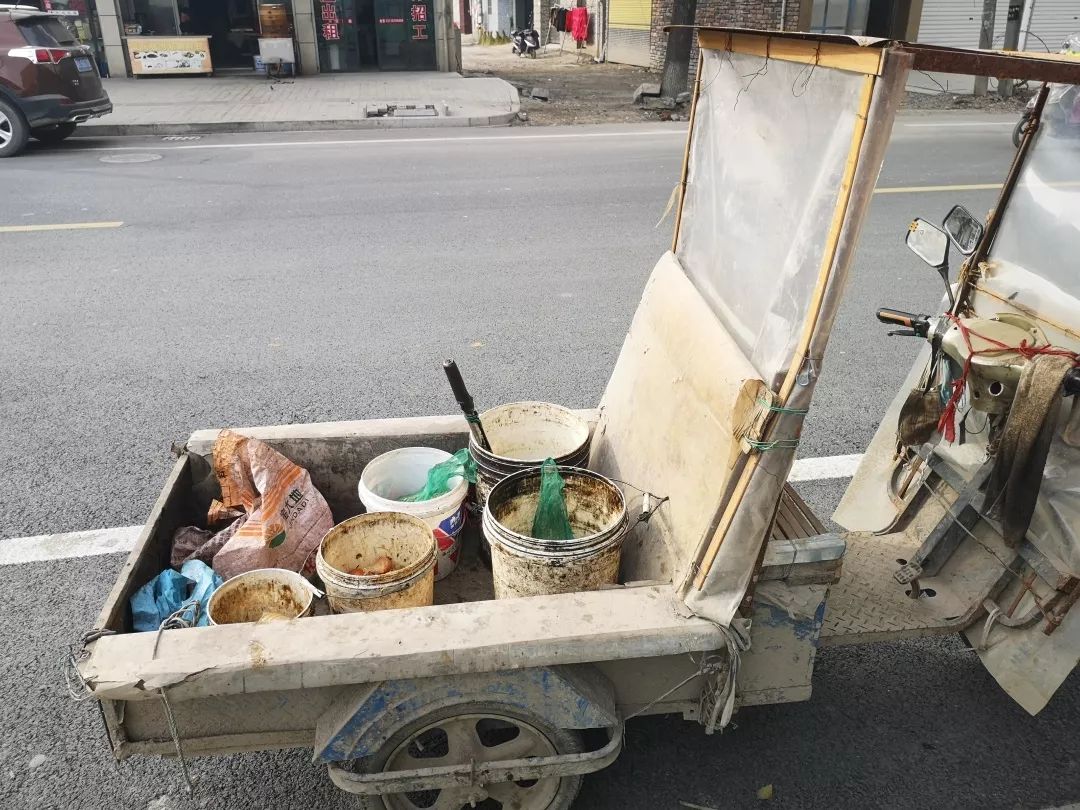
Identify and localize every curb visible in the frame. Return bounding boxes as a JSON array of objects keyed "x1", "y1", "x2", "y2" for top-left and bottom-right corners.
[{"x1": 80, "y1": 111, "x2": 517, "y2": 137}]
